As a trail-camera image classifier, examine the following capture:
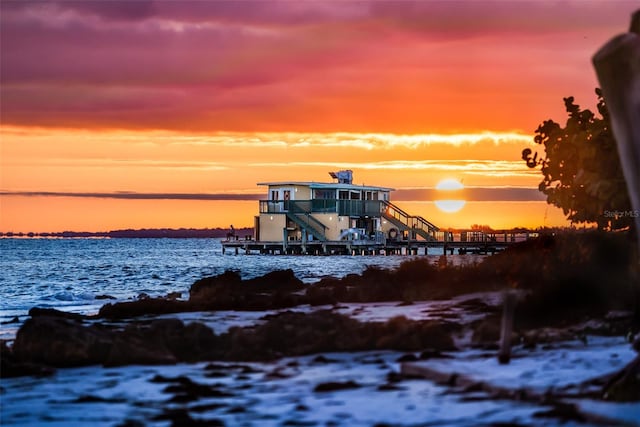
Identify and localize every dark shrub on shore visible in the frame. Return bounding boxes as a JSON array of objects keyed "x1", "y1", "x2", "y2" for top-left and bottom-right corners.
[
  {"x1": 489, "y1": 231, "x2": 638, "y2": 327},
  {"x1": 305, "y1": 230, "x2": 637, "y2": 327}
]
